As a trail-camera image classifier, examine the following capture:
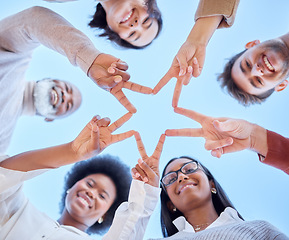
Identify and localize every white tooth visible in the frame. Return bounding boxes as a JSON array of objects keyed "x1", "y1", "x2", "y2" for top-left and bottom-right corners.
[
  {"x1": 264, "y1": 56, "x2": 274, "y2": 71},
  {"x1": 79, "y1": 197, "x2": 89, "y2": 206},
  {"x1": 52, "y1": 90, "x2": 58, "y2": 105}
]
